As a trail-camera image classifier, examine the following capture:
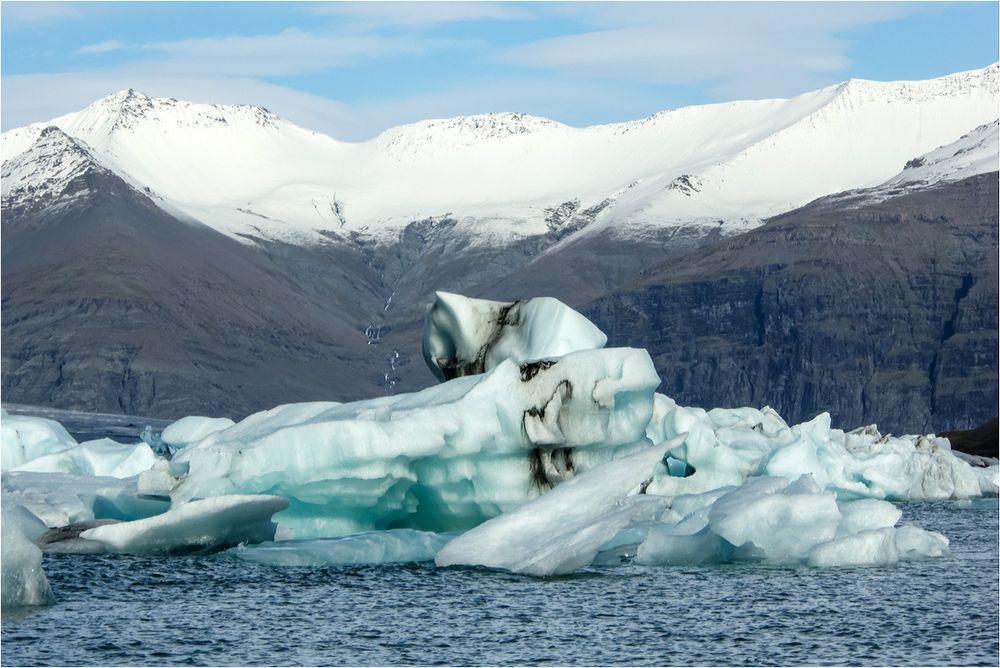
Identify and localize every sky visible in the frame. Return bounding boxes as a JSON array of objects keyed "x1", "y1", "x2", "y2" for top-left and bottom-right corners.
[{"x1": 2, "y1": 1, "x2": 998, "y2": 141}]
